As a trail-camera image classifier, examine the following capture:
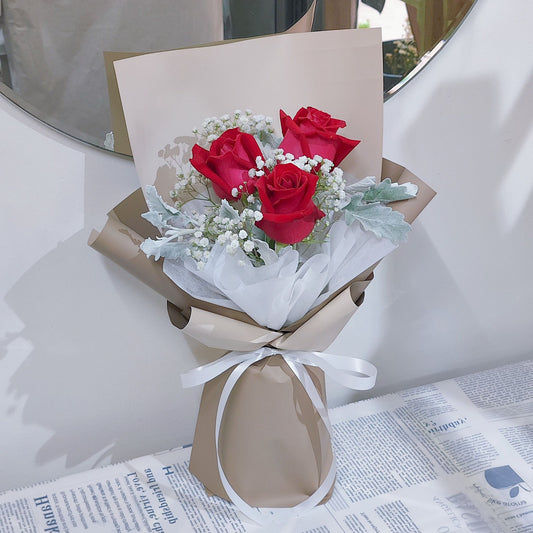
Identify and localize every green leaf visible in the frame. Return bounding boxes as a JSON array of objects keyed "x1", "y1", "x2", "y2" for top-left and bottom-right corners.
[
  {"x1": 144, "y1": 185, "x2": 178, "y2": 215},
  {"x1": 142, "y1": 185, "x2": 197, "y2": 230},
  {"x1": 140, "y1": 237, "x2": 190, "y2": 261},
  {"x1": 219, "y1": 199, "x2": 240, "y2": 220},
  {"x1": 257, "y1": 131, "x2": 281, "y2": 149},
  {"x1": 142, "y1": 186, "x2": 179, "y2": 230},
  {"x1": 362, "y1": 178, "x2": 417, "y2": 204},
  {"x1": 251, "y1": 225, "x2": 267, "y2": 241},
  {"x1": 141, "y1": 210, "x2": 168, "y2": 229},
  {"x1": 344, "y1": 177, "x2": 377, "y2": 196},
  {"x1": 344, "y1": 196, "x2": 411, "y2": 243}
]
